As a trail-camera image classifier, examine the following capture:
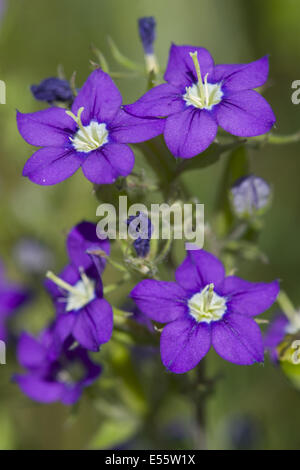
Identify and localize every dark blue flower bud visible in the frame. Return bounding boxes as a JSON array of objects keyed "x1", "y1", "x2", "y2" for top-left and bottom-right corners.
[
  {"x1": 31, "y1": 77, "x2": 73, "y2": 104},
  {"x1": 138, "y1": 17, "x2": 156, "y2": 55},
  {"x1": 127, "y1": 212, "x2": 152, "y2": 258},
  {"x1": 230, "y1": 175, "x2": 271, "y2": 219}
]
